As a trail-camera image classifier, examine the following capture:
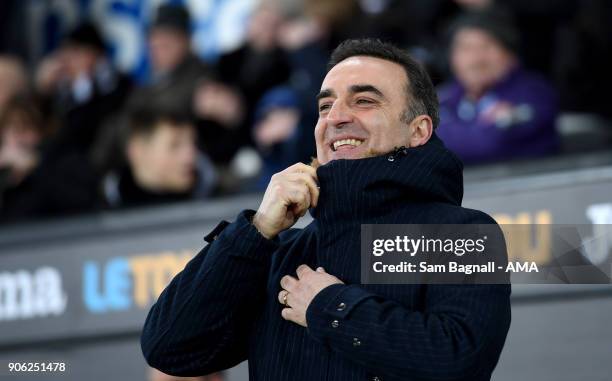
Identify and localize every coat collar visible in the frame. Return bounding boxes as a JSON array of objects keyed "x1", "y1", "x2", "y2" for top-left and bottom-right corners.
[{"x1": 312, "y1": 134, "x2": 464, "y2": 222}]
